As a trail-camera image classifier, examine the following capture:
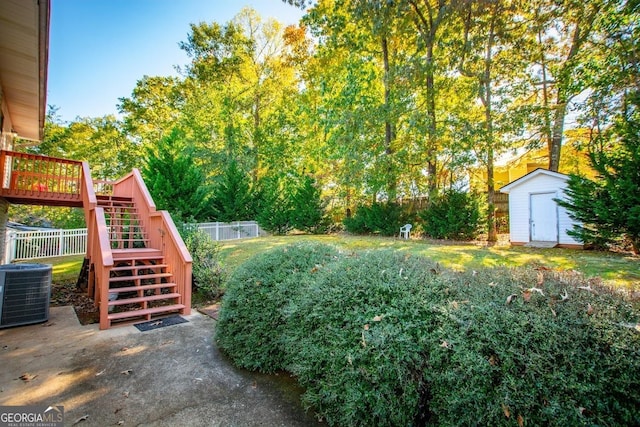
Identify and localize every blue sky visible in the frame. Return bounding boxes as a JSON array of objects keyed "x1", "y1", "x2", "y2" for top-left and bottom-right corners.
[{"x1": 48, "y1": 0, "x2": 304, "y2": 122}]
